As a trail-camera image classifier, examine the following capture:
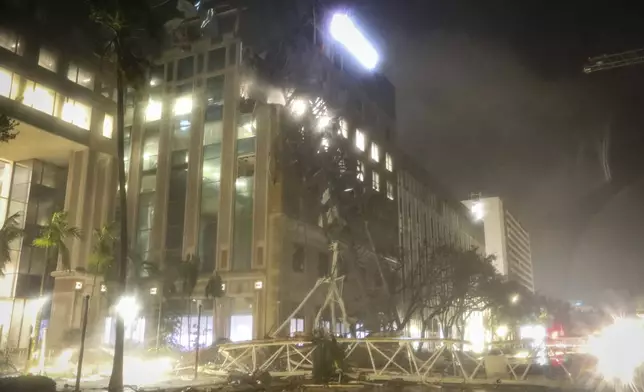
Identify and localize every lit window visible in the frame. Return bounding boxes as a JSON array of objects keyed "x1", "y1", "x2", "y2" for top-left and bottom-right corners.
[
  {"x1": 385, "y1": 153, "x2": 393, "y2": 172},
  {"x1": 38, "y1": 48, "x2": 57, "y2": 72},
  {"x1": 0, "y1": 67, "x2": 20, "y2": 99},
  {"x1": 67, "y1": 63, "x2": 94, "y2": 89},
  {"x1": 355, "y1": 129, "x2": 366, "y2": 151},
  {"x1": 23, "y1": 81, "x2": 56, "y2": 115},
  {"x1": 290, "y1": 318, "x2": 304, "y2": 336},
  {"x1": 339, "y1": 118, "x2": 348, "y2": 138},
  {"x1": 371, "y1": 142, "x2": 380, "y2": 162},
  {"x1": 173, "y1": 95, "x2": 193, "y2": 116},
  {"x1": 386, "y1": 181, "x2": 394, "y2": 200},
  {"x1": 103, "y1": 114, "x2": 114, "y2": 138},
  {"x1": 357, "y1": 161, "x2": 364, "y2": 182},
  {"x1": 372, "y1": 171, "x2": 380, "y2": 192},
  {"x1": 145, "y1": 99, "x2": 163, "y2": 122},
  {"x1": 62, "y1": 99, "x2": 92, "y2": 129},
  {"x1": 0, "y1": 29, "x2": 22, "y2": 55}
]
